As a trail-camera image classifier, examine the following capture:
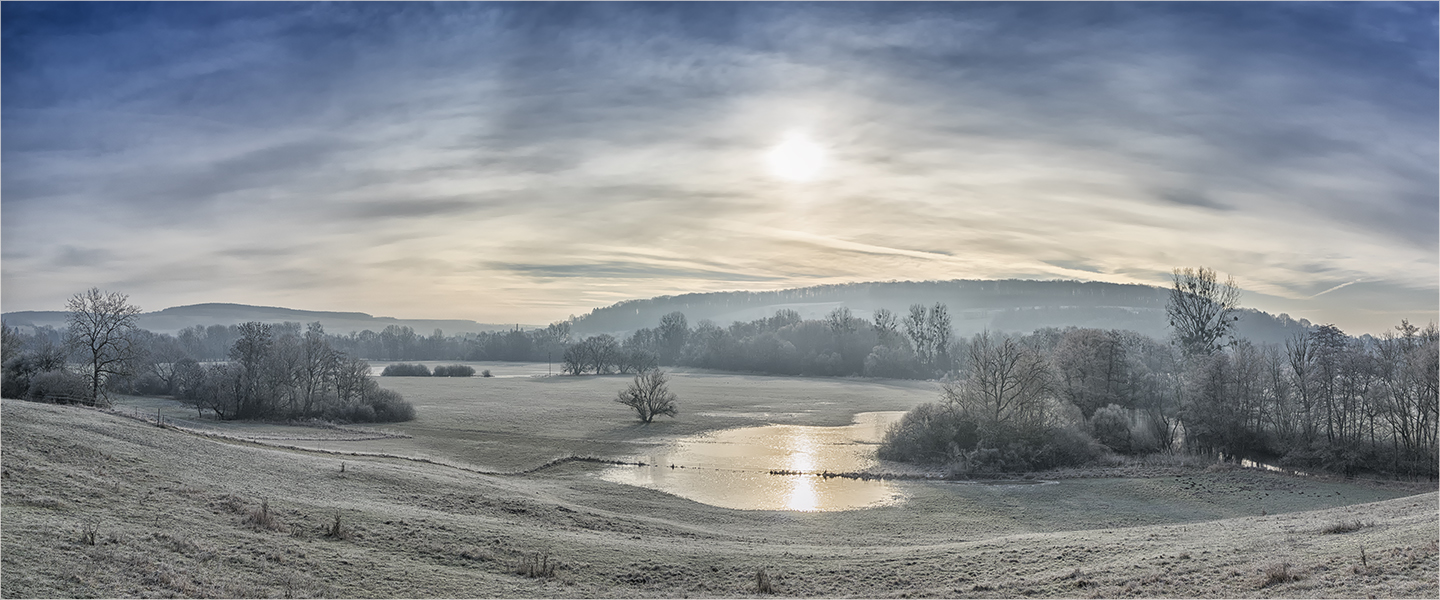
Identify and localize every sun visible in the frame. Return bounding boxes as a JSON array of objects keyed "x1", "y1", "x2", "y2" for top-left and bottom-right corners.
[{"x1": 766, "y1": 133, "x2": 825, "y2": 182}]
